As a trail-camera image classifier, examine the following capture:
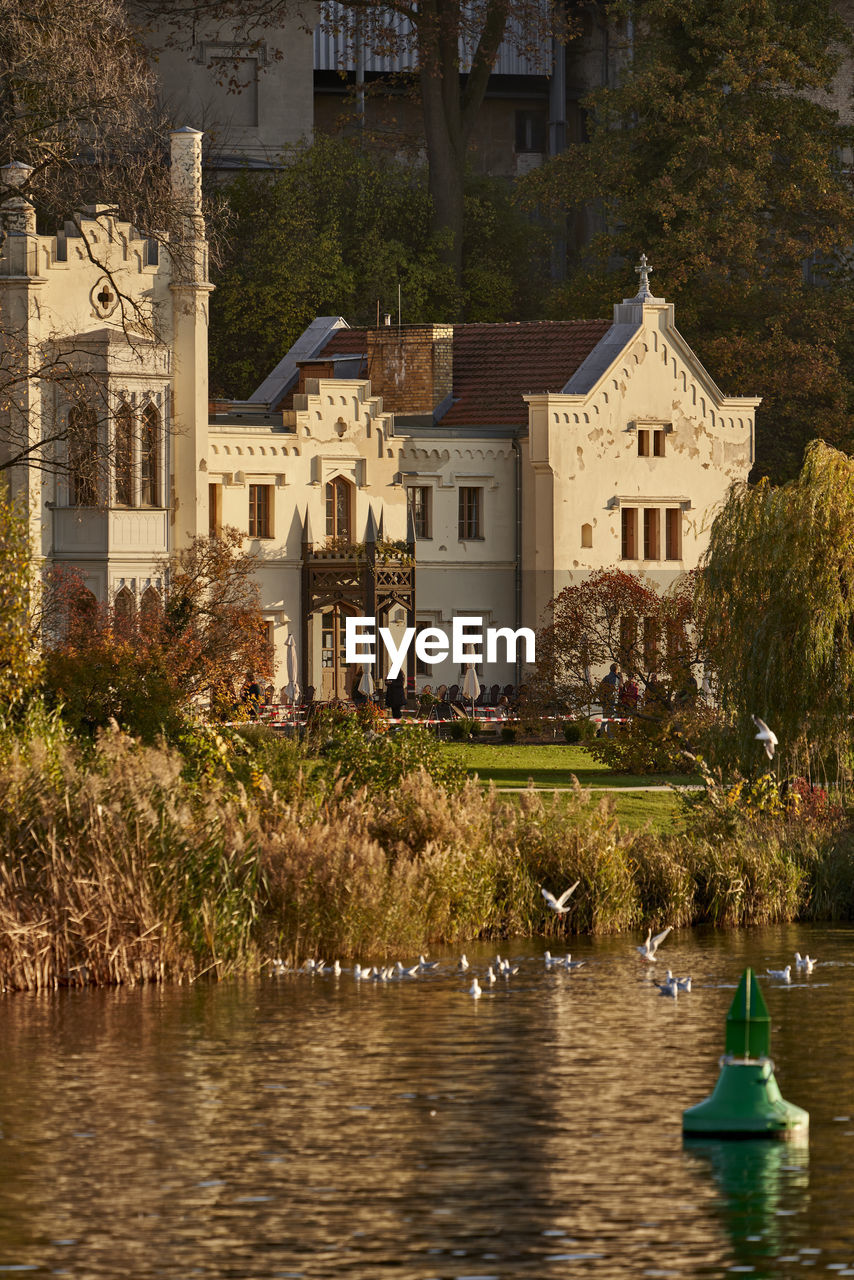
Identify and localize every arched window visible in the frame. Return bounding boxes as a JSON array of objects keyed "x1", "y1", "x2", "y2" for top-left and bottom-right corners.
[
  {"x1": 325, "y1": 477, "x2": 352, "y2": 542},
  {"x1": 115, "y1": 404, "x2": 135, "y2": 506},
  {"x1": 581, "y1": 523, "x2": 593, "y2": 548},
  {"x1": 140, "y1": 403, "x2": 160, "y2": 506},
  {"x1": 140, "y1": 585, "x2": 162, "y2": 622},
  {"x1": 113, "y1": 586, "x2": 135, "y2": 633},
  {"x1": 67, "y1": 405, "x2": 99, "y2": 506}
]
